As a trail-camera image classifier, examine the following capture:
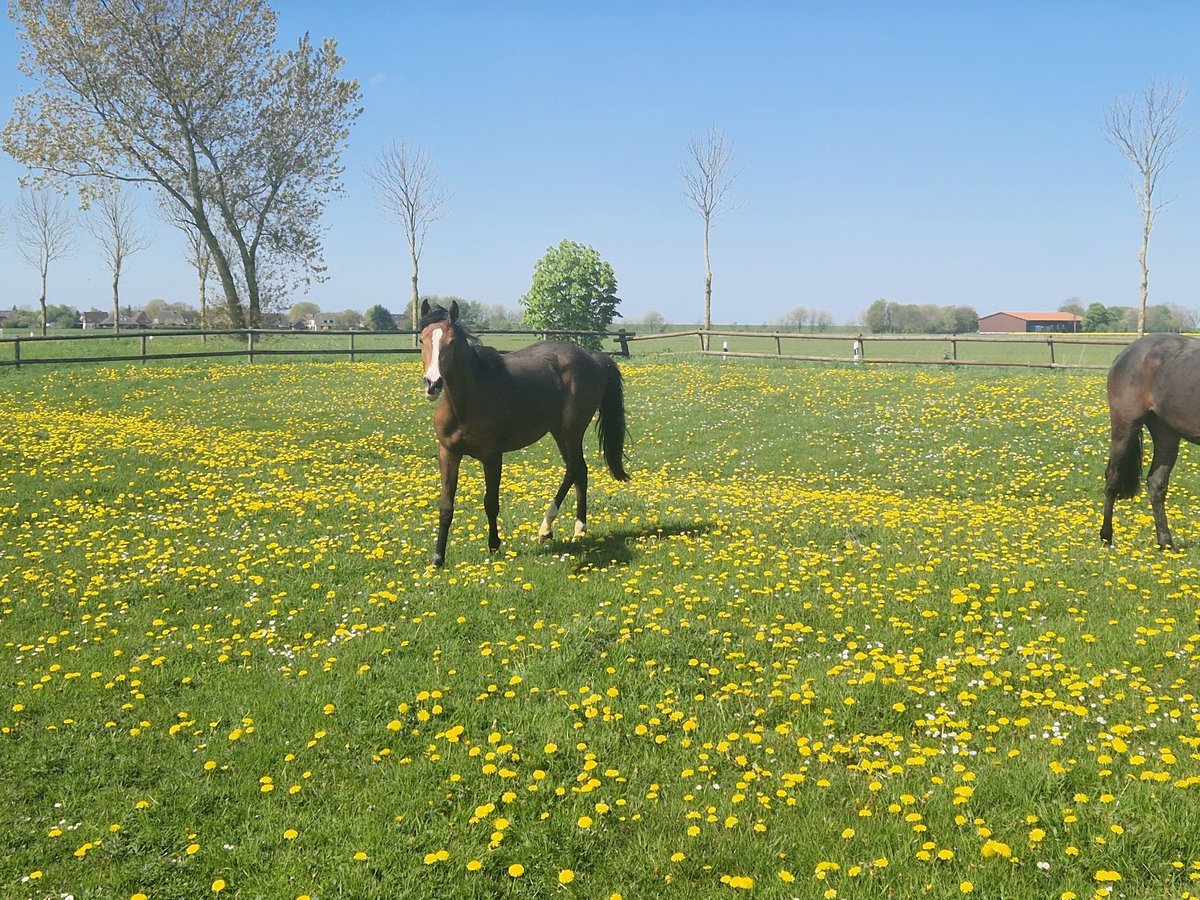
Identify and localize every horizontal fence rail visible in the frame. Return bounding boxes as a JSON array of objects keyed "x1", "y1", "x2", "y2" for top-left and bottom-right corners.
[
  {"x1": 0, "y1": 327, "x2": 640, "y2": 369},
  {"x1": 0, "y1": 324, "x2": 1145, "y2": 371},
  {"x1": 631, "y1": 329, "x2": 1132, "y2": 370}
]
